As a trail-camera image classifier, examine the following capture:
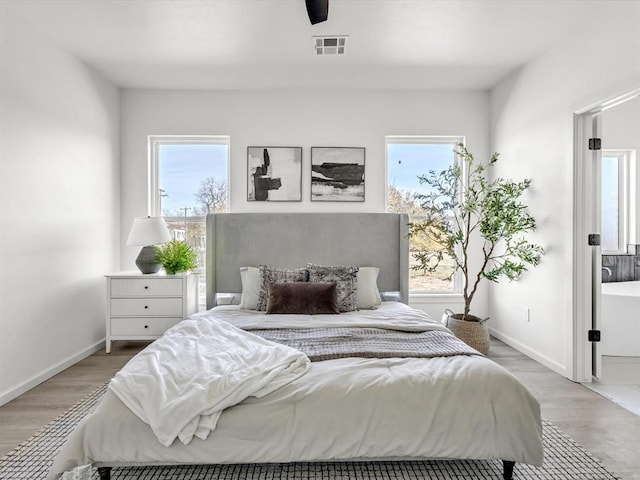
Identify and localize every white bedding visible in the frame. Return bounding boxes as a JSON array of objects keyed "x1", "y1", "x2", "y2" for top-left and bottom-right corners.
[
  {"x1": 50, "y1": 303, "x2": 543, "y2": 479},
  {"x1": 109, "y1": 317, "x2": 310, "y2": 447},
  {"x1": 200, "y1": 302, "x2": 452, "y2": 332}
]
